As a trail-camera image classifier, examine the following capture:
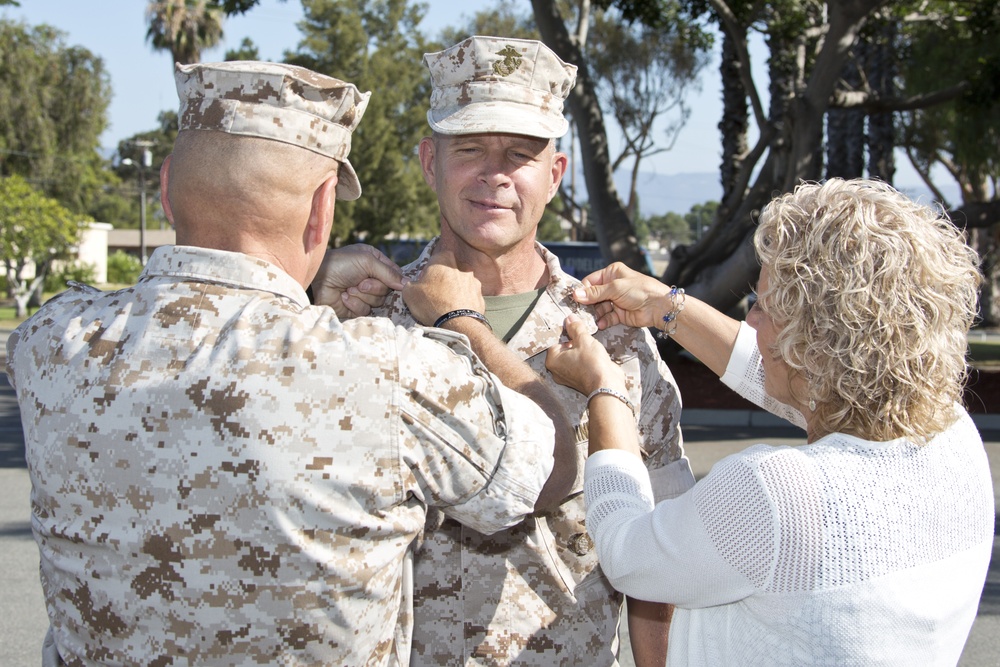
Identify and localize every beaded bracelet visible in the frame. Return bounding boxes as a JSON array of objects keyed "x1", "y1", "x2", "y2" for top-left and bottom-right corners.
[
  {"x1": 586, "y1": 387, "x2": 636, "y2": 418},
  {"x1": 433, "y1": 309, "x2": 493, "y2": 332},
  {"x1": 655, "y1": 286, "x2": 686, "y2": 340}
]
